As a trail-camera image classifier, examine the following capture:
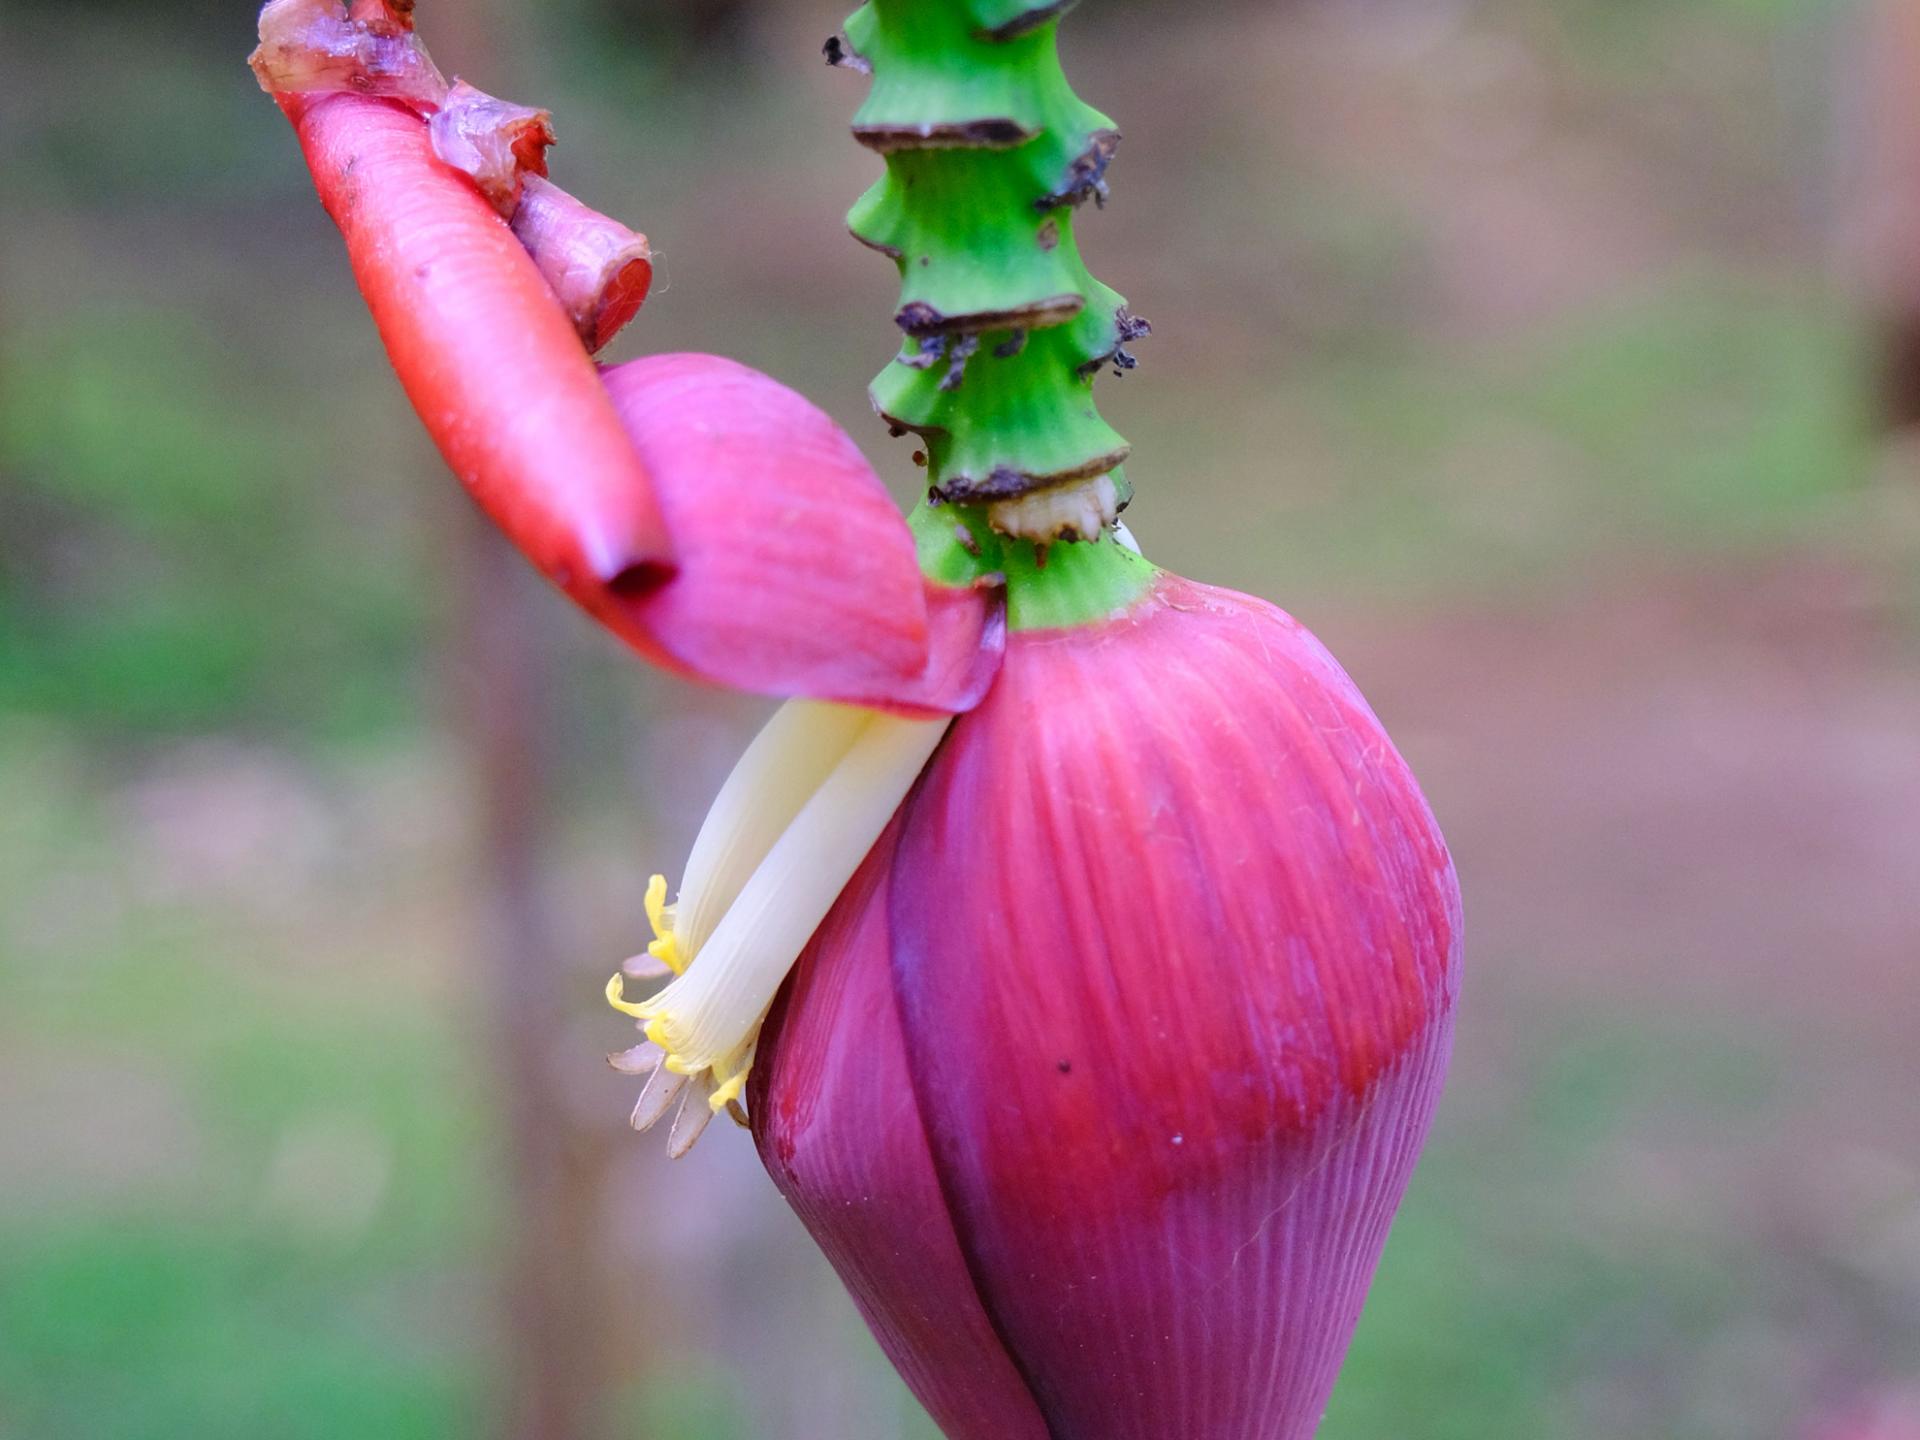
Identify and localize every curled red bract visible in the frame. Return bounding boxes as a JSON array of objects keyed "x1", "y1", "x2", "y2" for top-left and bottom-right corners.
[
  {"x1": 274, "y1": 88, "x2": 999, "y2": 711},
  {"x1": 597, "y1": 354, "x2": 1004, "y2": 714},
  {"x1": 282, "y1": 89, "x2": 675, "y2": 591},
  {"x1": 256, "y1": 1, "x2": 651, "y2": 355}
]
